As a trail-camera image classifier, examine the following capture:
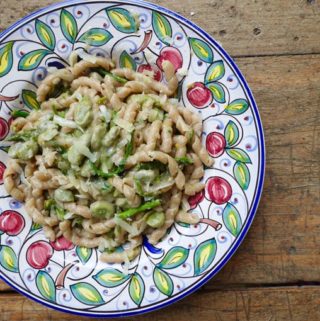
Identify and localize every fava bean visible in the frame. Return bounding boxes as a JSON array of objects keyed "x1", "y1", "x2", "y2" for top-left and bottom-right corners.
[
  {"x1": 8, "y1": 140, "x2": 39, "y2": 161},
  {"x1": 74, "y1": 98, "x2": 93, "y2": 128},
  {"x1": 146, "y1": 212, "x2": 165, "y2": 228},
  {"x1": 54, "y1": 188, "x2": 74, "y2": 202},
  {"x1": 90, "y1": 201, "x2": 115, "y2": 218}
]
